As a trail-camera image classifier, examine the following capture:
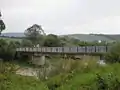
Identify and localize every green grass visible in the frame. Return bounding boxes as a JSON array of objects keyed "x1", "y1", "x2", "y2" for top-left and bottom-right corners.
[
  {"x1": 55, "y1": 63, "x2": 120, "y2": 90},
  {"x1": 1, "y1": 59, "x2": 120, "y2": 90},
  {"x1": 0, "y1": 74, "x2": 48, "y2": 90},
  {"x1": 0, "y1": 62, "x2": 48, "y2": 90}
]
